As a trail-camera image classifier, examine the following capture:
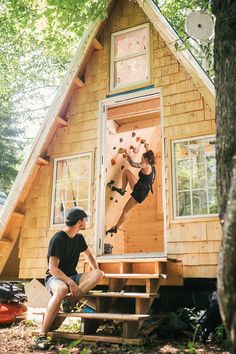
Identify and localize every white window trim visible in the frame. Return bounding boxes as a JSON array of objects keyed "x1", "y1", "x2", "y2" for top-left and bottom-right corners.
[
  {"x1": 50, "y1": 152, "x2": 93, "y2": 227},
  {"x1": 110, "y1": 23, "x2": 151, "y2": 91},
  {"x1": 172, "y1": 134, "x2": 218, "y2": 220}
]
